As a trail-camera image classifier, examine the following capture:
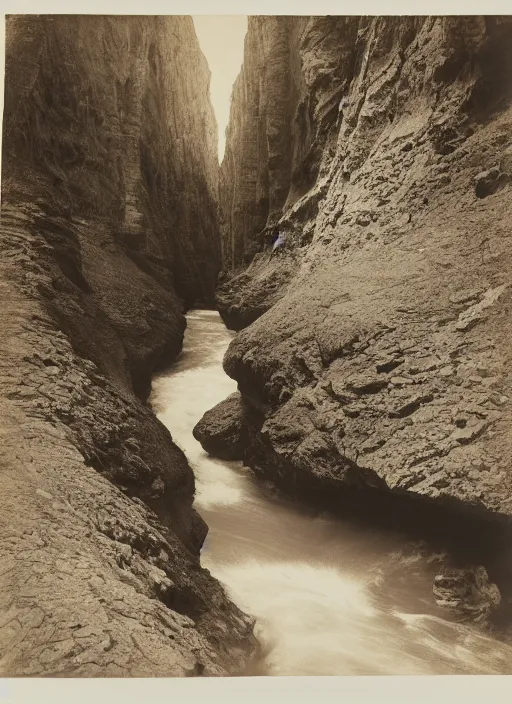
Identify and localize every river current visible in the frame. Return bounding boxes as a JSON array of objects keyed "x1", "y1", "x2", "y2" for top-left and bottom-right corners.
[{"x1": 150, "y1": 310, "x2": 512, "y2": 676}]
